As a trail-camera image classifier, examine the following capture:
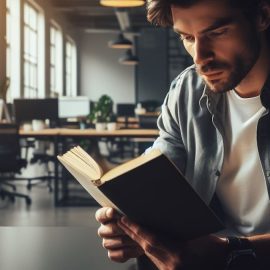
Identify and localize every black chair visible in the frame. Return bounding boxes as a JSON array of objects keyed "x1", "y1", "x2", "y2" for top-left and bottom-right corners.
[
  {"x1": 0, "y1": 123, "x2": 31, "y2": 205},
  {"x1": 27, "y1": 144, "x2": 54, "y2": 192}
]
